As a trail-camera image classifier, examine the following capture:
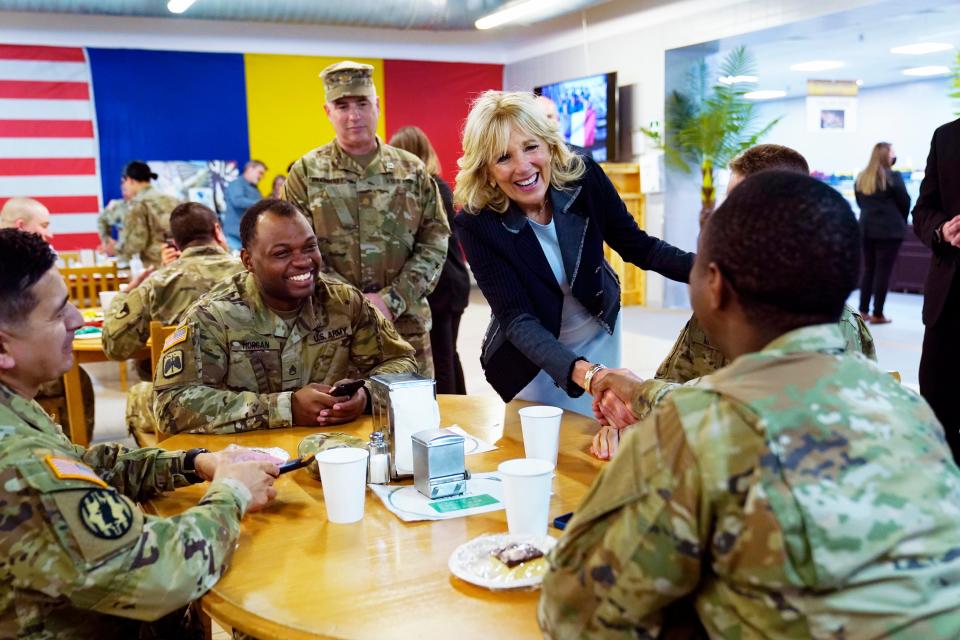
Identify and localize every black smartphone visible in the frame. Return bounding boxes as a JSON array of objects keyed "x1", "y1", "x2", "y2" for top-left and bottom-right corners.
[
  {"x1": 329, "y1": 379, "x2": 365, "y2": 398},
  {"x1": 278, "y1": 453, "x2": 315, "y2": 475},
  {"x1": 553, "y1": 512, "x2": 574, "y2": 530}
]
